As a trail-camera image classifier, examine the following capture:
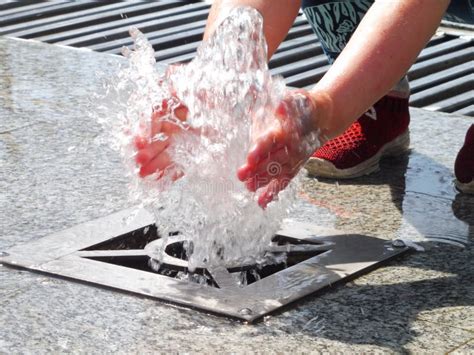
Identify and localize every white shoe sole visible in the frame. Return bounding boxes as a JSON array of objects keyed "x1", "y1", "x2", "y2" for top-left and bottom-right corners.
[
  {"x1": 305, "y1": 130, "x2": 410, "y2": 179},
  {"x1": 455, "y1": 179, "x2": 474, "y2": 194}
]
